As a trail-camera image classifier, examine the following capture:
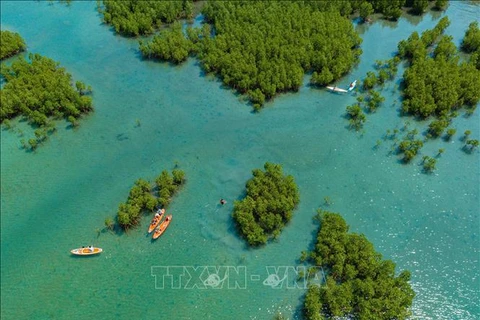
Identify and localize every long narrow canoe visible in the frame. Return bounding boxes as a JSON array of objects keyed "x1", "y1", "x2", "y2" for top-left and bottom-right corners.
[
  {"x1": 326, "y1": 86, "x2": 348, "y2": 93},
  {"x1": 71, "y1": 247, "x2": 103, "y2": 256},
  {"x1": 153, "y1": 215, "x2": 172, "y2": 240},
  {"x1": 148, "y1": 209, "x2": 165, "y2": 233}
]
